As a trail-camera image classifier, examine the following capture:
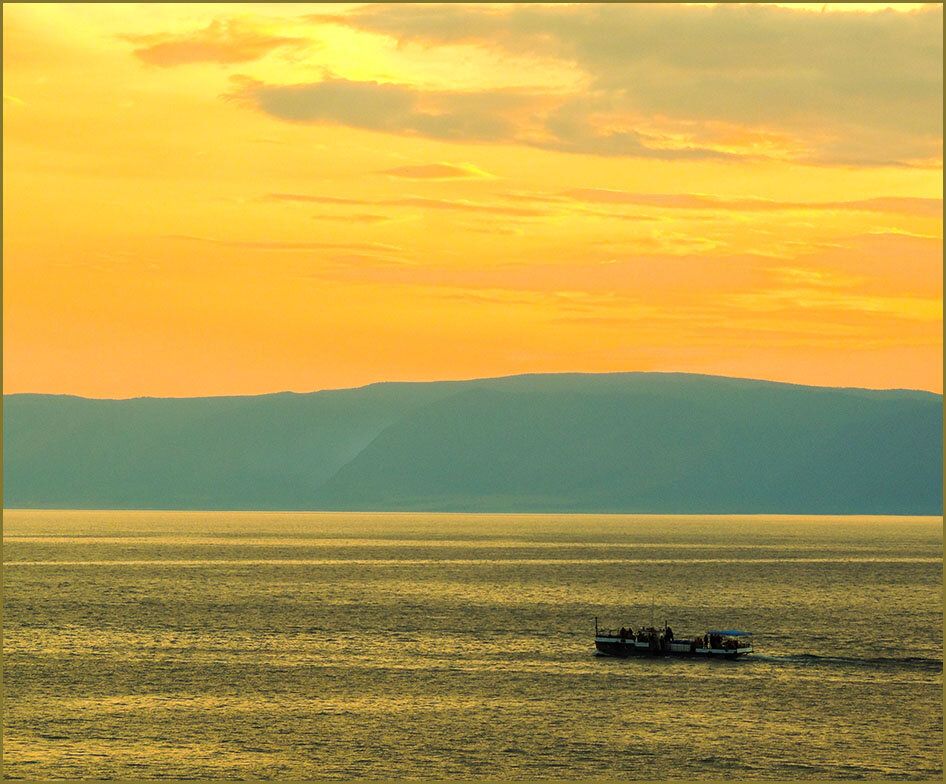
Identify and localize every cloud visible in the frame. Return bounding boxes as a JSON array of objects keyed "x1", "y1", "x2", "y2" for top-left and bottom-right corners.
[
  {"x1": 845, "y1": 198, "x2": 944, "y2": 219},
  {"x1": 316, "y1": 3, "x2": 942, "y2": 166},
  {"x1": 262, "y1": 192, "x2": 549, "y2": 217},
  {"x1": 240, "y1": 78, "x2": 522, "y2": 142},
  {"x1": 254, "y1": 186, "x2": 939, "y2": 242},
  {"x1": 502, "y1": 191, "x2": 569, "y2": 204},
  {"x1": 724, "y1": 288, "x2": 942, "y2": 322},
  {"x1": 461, "y1": 224, "x2": 525, "y2": 236},
  {"x1": 165, "y1": 234, "x2": 399, "y2": 253},
  {"x1": 386, "y1": 196, "x2": 545, "y2": 217},
  {"x1": 123, "y1": 19, "x2": 309, "y2": 66},
  {"x1": 264, "y1": 193, "x2": 373, "y2": 205},
  {"x1": 562, "y1": 190, "x2": 943, "y2": 217},
  {"x1": 311, "y1": 213, "x2": 392, "y2": 224},
  {"x1": 765, "y1": 266, "x2": 867, "y2": 289},
  {"x1": 250, "y1": 231, "x2": 940, "y2": 340},
  {"x1": 380, "y1": 162, "x2": 494, "y2": 180},
  {"x1": 572, "y1": 209, "x2": 662, "y2": 222},
  {"x1": 424, "y1": 288, "x2": 543, "y2": 307},
  {"x1": 235, "y1": 77, "x2": 742, "y2": 160}
]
